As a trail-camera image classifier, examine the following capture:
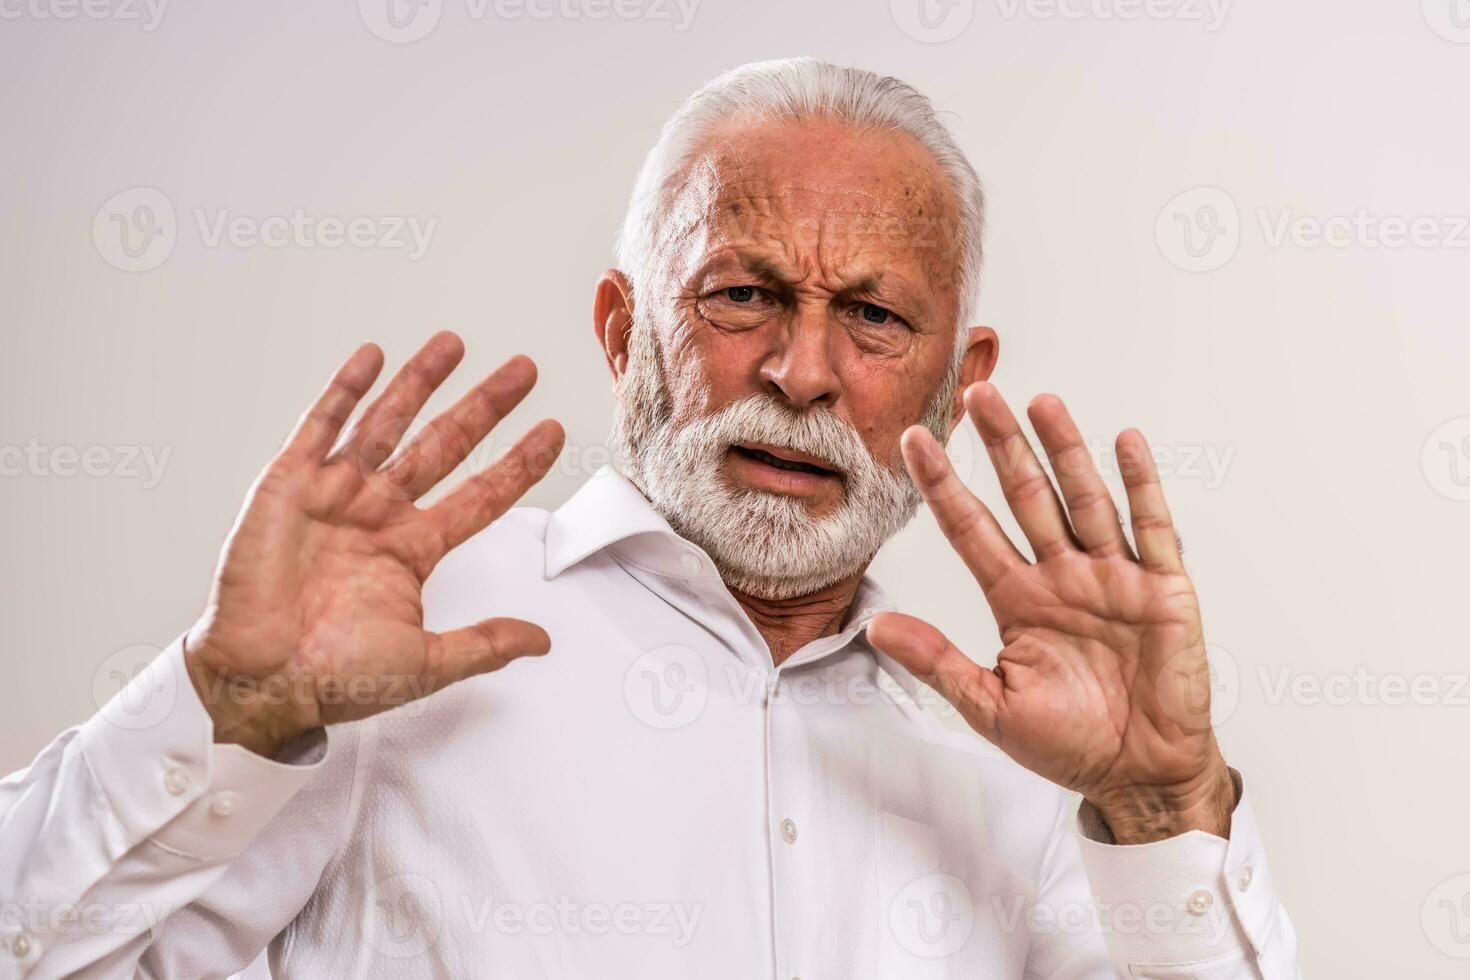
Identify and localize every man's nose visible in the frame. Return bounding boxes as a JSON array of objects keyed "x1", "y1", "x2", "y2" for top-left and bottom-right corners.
[{"x1": 759, "y1": 314, "x2": 841, "y2": 409}]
